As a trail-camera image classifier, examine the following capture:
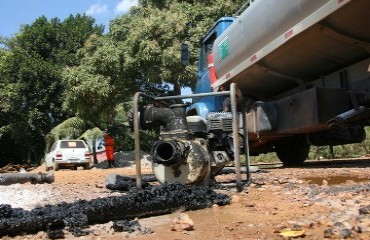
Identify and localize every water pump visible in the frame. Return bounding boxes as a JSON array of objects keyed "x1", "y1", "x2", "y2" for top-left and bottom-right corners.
[{"x1": 140, "y1": 104, "x2": 211, "y2": 185}]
